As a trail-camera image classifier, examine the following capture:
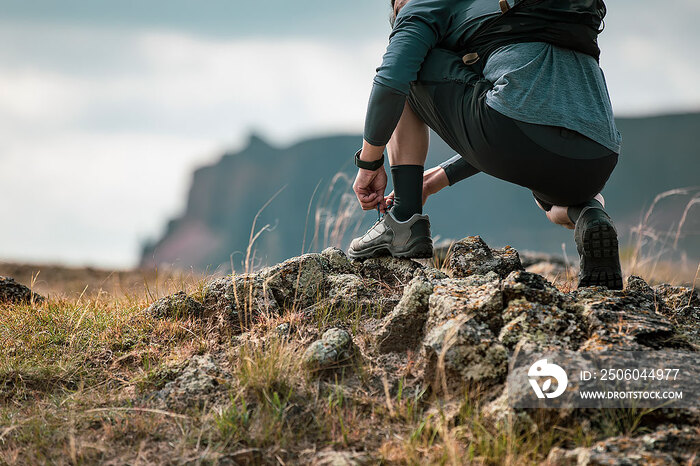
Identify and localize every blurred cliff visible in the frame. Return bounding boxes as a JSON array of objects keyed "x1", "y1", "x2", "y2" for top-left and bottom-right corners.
[{"x1": 141, "y1": 112, "x2": 700, "y2": 271}]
